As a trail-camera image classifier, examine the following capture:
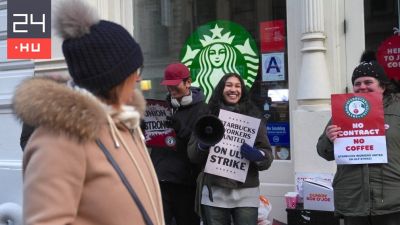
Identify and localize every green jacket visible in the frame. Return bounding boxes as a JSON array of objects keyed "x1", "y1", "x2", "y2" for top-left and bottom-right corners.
[{"x1": 317, "y1": 94, "x2": 400, "y2": 216}]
